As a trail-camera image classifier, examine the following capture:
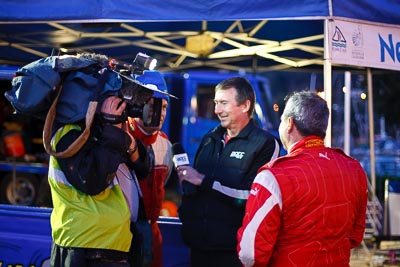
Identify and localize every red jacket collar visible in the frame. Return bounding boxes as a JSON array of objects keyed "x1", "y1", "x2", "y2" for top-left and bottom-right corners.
[
  {"x1": 289, "y1": 135, "x2": 325, "y2": 154},
  {"x1": 127, "y1": 118, "x2": 158, "y2": 146}
]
